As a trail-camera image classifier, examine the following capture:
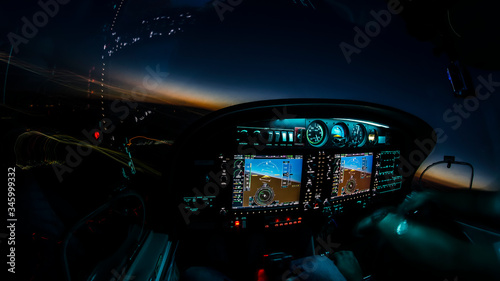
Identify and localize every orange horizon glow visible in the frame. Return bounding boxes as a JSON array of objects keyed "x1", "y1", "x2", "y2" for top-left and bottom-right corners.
[
  {"x1": 414, "y1": 165, "x2": 493, "y2": 191},
  {"x1": 0, "y1": 52, "x2": 239, "y2": 111}
]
